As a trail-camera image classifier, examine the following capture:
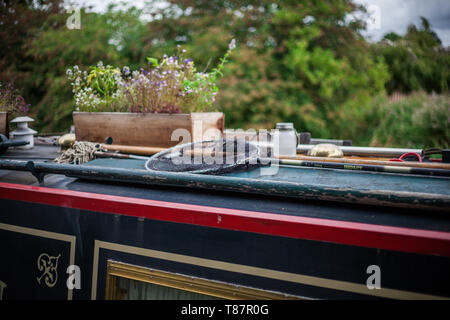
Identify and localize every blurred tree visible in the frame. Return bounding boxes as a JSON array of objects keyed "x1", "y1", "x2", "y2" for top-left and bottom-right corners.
[
  {"x1": 0, "y1": 0, "x2": 64, "y2": 105},
  {"x1": 15, "y1": 4, "x2": 148, "y2": 132},
  {"x1": 5, "y1": 0, "x2": 445, "y2": 147},
  {"x1": 383, "y1": 32, "x2": 402, "y2": 42},
  {"x1": 145, "y1": 0, "x2": 389, "y2": 140},
  {"x1": 374, "y1": 17, "x2": 449, "y2": 95},
  {"x1": 366, "y1": 91, "x2": 449, "y2": 149}
]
